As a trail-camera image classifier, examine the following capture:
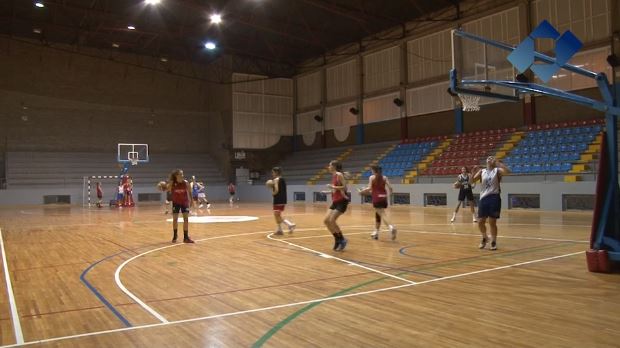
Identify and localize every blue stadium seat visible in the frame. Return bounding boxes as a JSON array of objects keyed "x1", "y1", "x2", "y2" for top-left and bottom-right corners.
[{"x1": 561, "y1": 163, "x2": 572, "y2": 172}]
